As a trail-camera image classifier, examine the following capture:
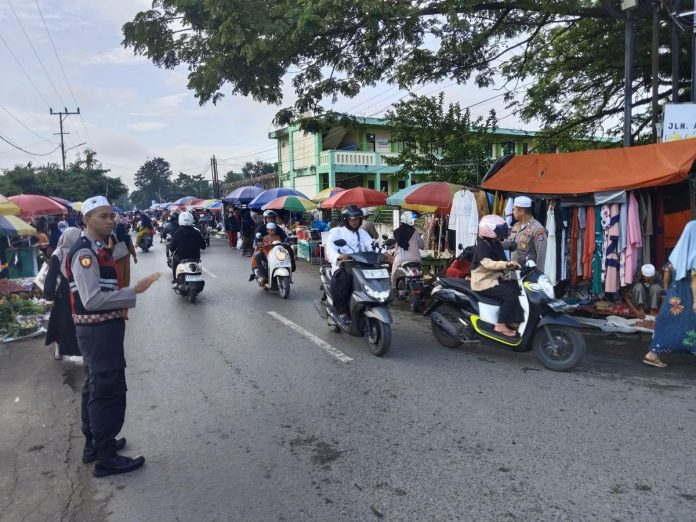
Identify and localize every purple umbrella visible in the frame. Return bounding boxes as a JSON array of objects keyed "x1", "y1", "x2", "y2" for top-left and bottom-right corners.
[
  {"x1": 248, "y1": 188, "x2": 308, "y2": 209},
  {"x1": 222, "y1": 186, "x2": 264, "y2": 205}
]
